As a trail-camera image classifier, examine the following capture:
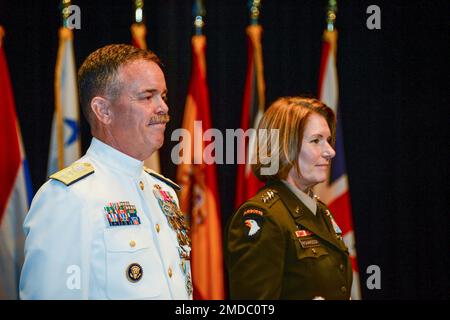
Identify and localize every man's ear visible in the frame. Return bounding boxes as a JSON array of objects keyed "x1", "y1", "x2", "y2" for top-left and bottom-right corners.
[{"x1": 90, "y1": 96, "x2": 112, "y2": 125}]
